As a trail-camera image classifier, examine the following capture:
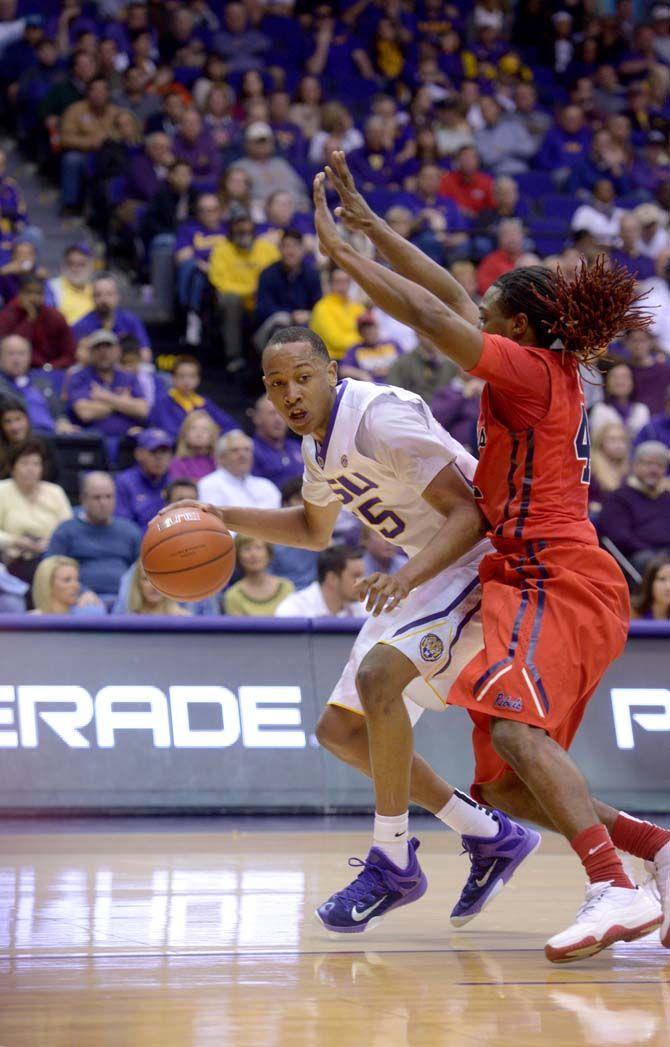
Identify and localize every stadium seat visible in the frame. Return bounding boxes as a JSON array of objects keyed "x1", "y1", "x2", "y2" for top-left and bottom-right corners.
[
  {"x1": 51, "y1": 433, "x2": 109, "y2": 503},
  {"x1": 537, "y1": 194, "x2": 579, "y2": 222},
  {"x1": 514, "y1": 171, "x2": 556, "y2": 199}
]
